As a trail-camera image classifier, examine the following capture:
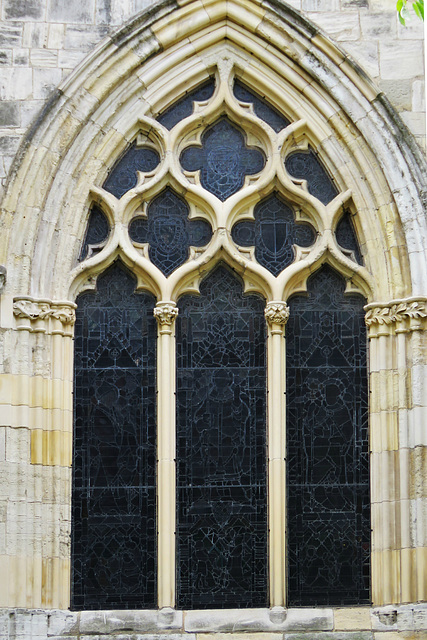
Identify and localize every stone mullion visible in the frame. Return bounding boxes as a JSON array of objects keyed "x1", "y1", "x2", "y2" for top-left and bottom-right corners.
[
  {"x1": 365, "y1": 298, "x2": 427, "y2": 606},
  {"x1": 264, "y1": 302, "x2": 289, "y2": 607},
  {"x1": 154, "y1": 302, "x2": 179, "y2": 609}
]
